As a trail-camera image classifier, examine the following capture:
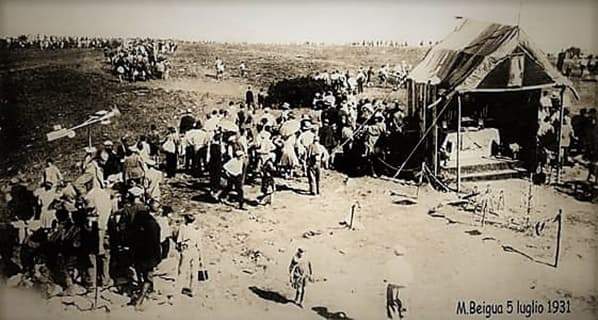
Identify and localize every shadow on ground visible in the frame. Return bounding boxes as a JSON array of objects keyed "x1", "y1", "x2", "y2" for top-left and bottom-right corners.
[
  {"x1": 312, "y1": 306, "x2": 353, "y2": 320},
  {"x1": 248, "y1": 286, "x2": 291, "y2": 304}
]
